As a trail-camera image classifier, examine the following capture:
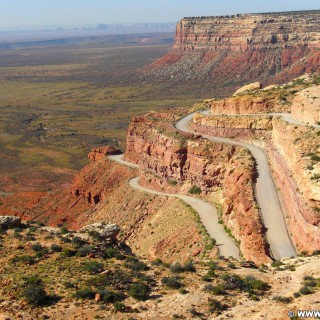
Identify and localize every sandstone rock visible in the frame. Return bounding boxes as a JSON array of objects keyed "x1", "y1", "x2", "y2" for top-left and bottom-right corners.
[
  {"x1": 88, "y1": 146, "x2": 121, "y2": 162},
  {"x1": 0, "y1": 216, "x2": 21, "y2": 228},
  {"x1": 234, "y1": 82, "x2": 262, "y2": 96},
  {"x1": 80, "y1": 223, "x2": 120, "y2": 240},
  {"x1": 291, "y1": 85, "x2": 320, "y2": 125},
  {"x1": 193, "y1": 113, "x2": 273, "y2": 130},
  {"x1": 145, "y1": 12, "x2": 320, "y2": 85}
]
